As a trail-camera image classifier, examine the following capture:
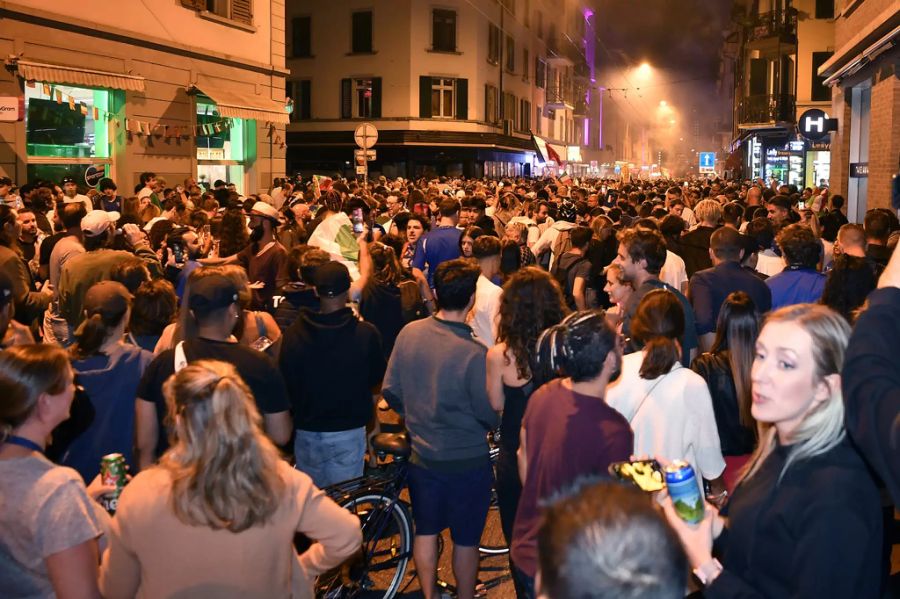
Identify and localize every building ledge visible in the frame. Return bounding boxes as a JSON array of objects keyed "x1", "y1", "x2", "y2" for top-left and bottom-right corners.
[{"x1": 198, "y1": 10, "x2": 257, "y2": 33}]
